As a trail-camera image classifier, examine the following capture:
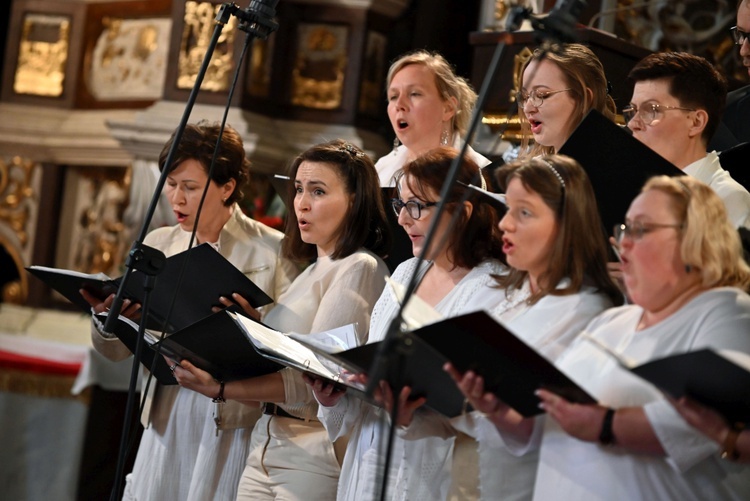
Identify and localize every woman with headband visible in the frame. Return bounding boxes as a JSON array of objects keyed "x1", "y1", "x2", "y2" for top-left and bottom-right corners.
[
  {"x1": 453, "y1": 175, "x2": 750, "y2": 499},
  {"x1": 401, "y1": 154, "x2": 620, "y2": 500}
]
